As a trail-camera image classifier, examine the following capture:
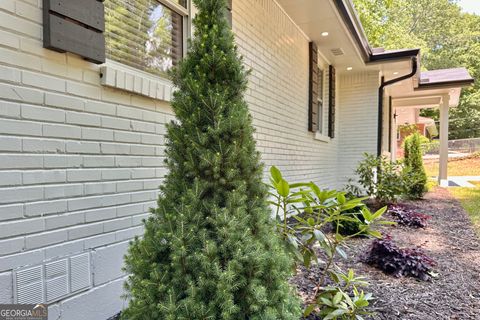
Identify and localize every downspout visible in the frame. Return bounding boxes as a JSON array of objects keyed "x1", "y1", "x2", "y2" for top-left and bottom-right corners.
[{"x1": 377, "y1": 56, "x2": 418, "y2": 156}]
